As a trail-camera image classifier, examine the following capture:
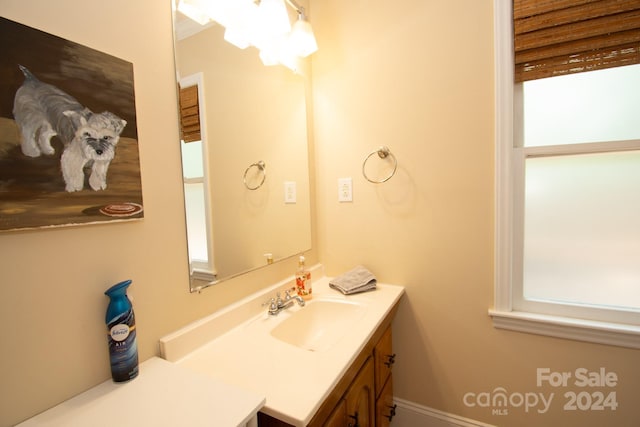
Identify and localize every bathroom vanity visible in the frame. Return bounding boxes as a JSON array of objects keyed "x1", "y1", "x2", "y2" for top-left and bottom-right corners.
[{"x1": 160, "y1": 270, "x2": 405, "y2": 427}]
